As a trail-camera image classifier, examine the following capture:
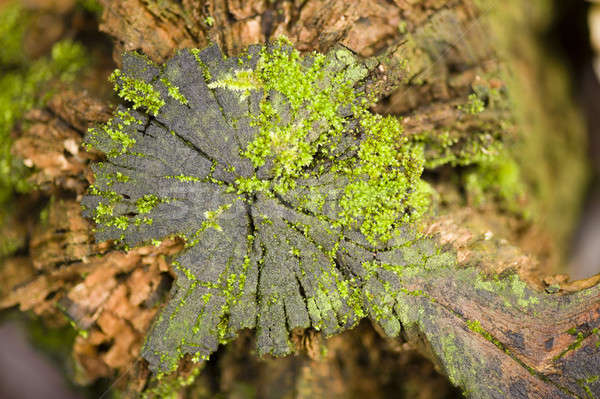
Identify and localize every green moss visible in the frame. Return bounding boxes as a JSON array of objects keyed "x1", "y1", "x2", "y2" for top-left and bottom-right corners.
[
  {"x1": 554, "y1": 329, "x2": 587, "y2": 361},
  {"x1": 338, "y1": 111, "x2": 429, "y2": 243},
  {"x1": 76, "y1": 0, "x2": 102, "y2": 15},
  {"x1": 110, "y1": 69, "x2": 165, "y2": 116},
  {"x1": 190, "y1": 49, "x2": 212, "y2": 81},
  {"x1": 136, "y1": 194, "x2": 161, "y2": 214},
  {"x1": 204, "y1": 16, "x2": 215, "y2": 27},
  {"x1": 49, "y1": 40, "x2": 88, "y2": 82},
  {"x1": 232, "y1": 176, "x2": 270, "y2": 195},
  {"x1": 464, "y1": 153, "x2": 527, "y2": 215},
  {"x1": 458, "y1": 93, "x2": 486, "y2": 115},
  {"x1": 0, "y1": 2, "x2": 28, "y2": 65},
  {"x1": 413, "y1": 127, "x2": 504, "y2": 170},
  {"x1": 161, "y1": 77, "x2": 189, "y2": 105},
  {"x1": 207, "y1": 69, "x2": 259, "y2": 100},
  {"x1": 166, "y1": 174, "x2": 202, "y2": 183},
  {"x1": 243, "y1": 41, "x2": 337, "y2": 181},
  {"x1": 88, "y1": 124, "x2": 135, "y2": 156},
  {"x1": 236, "y1": 38, "x2": 430, "y2": 244},
  {"x1": 466, "y1": 320, "x2": 504, "y2": 350},
  {"x1": 142, "y1": 367, "x2": 202, "y2": 399},
  {"x1": 578, "y1": 376, "x2": 599, "y2": 399}
]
